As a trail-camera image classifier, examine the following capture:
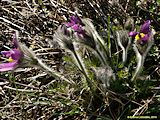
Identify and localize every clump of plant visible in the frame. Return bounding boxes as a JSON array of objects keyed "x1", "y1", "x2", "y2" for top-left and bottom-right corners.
[
  {"x1": 0, "y1": 14, "x2": 157, "y2": 119},
  {"x1": 52, "y1": 14, "x2": 157, "y2": 118}
]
